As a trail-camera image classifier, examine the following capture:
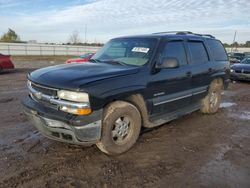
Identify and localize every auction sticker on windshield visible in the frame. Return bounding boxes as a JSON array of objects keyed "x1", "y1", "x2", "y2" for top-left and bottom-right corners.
[{"x1": 132, "y1": 47, "x2": 149, "y2": 53}]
